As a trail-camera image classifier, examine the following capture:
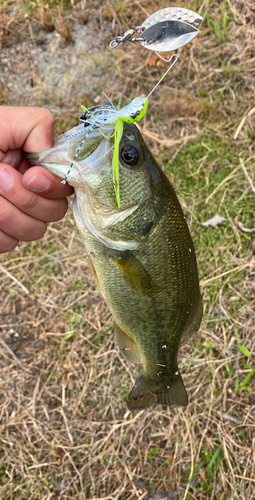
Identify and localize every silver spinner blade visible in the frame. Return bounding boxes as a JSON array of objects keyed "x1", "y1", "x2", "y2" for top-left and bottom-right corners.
[{"x1": 140, "y1": 7, "x2": 203, "y2": 52}]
